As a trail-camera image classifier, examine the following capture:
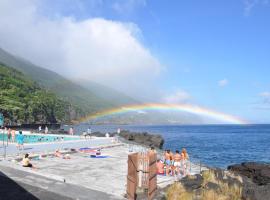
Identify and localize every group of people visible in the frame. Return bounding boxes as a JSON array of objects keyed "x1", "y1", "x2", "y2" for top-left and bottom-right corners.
[
  {"x1": 21, "y1": 149, "x2": 71, "y2": 170},
  {"x1": 156, "y1": 148, "x2": 190, "y2": 177},
  {"x1": 38, "y1": 126, "x2": 49, "y2": 134},
  {"x1": 1, "y1": 127, "x2": 16, "y2": 143}
]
